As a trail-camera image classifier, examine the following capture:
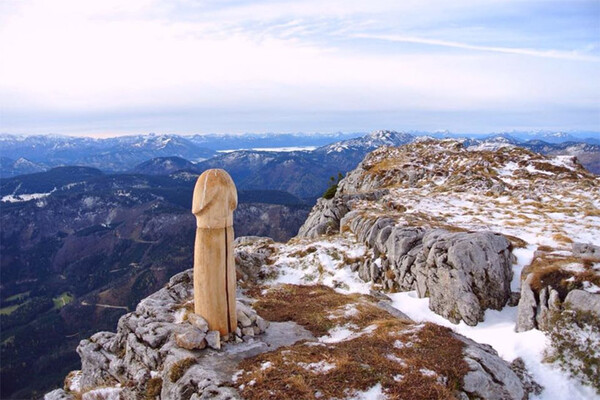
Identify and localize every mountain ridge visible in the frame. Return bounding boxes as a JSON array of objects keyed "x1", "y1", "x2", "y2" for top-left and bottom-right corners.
[{"x1": 2, "y1": 131, "x2": 598, "y2": 178}]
